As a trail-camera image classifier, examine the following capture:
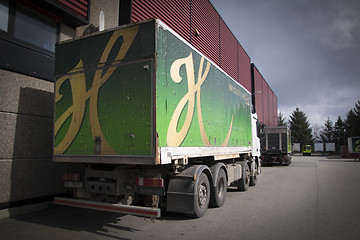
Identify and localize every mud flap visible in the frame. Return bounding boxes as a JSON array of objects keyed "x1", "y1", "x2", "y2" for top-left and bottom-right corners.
[{"x1": 166, "y1": 165, "x2": 211, "y2": 214}]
